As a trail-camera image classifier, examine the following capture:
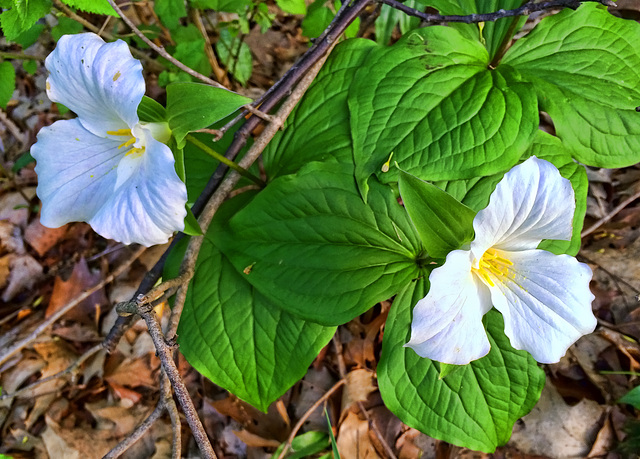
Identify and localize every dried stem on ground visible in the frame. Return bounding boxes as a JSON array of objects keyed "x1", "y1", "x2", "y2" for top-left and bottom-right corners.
[
  {"x1": 276, "y1": 379, "x2": 347, "y2": 459},
  {"x1": 581, "y1": 188, "x2": 640, "y2": 238},
  {"x1": 105, "y1": 0, "x2": 224, "y2": 88}
]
